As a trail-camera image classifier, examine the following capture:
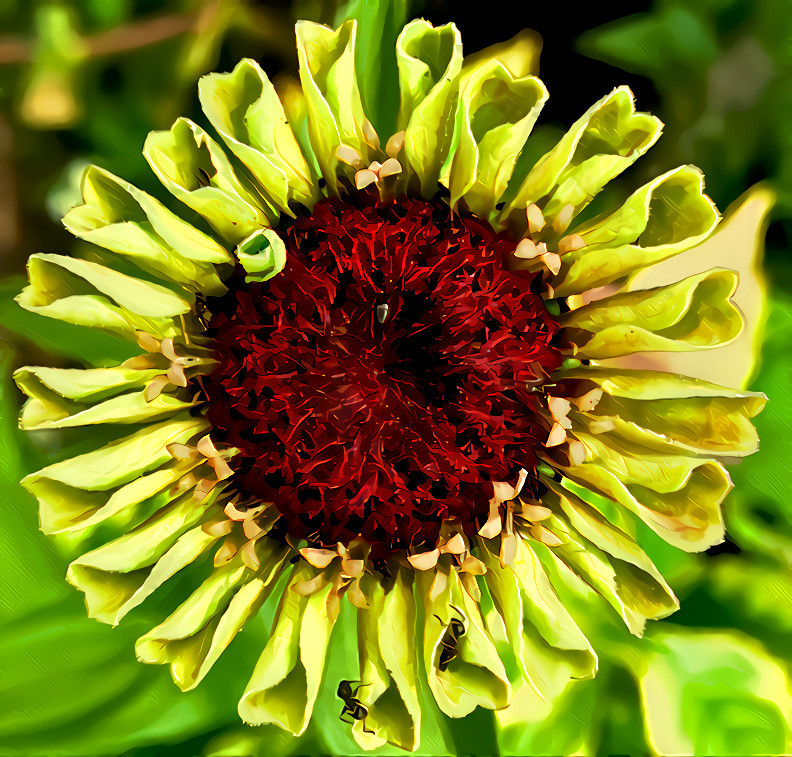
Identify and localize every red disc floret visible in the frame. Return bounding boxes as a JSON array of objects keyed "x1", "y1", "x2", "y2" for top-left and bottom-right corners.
[{"x1": 203, "y1": 194, "x2": 563, "y2": 561}]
